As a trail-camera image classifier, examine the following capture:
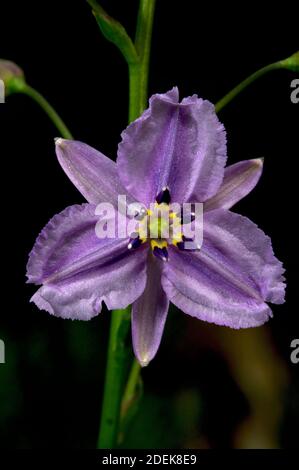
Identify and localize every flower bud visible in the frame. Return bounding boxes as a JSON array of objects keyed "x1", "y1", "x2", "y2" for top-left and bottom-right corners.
[
  {"x1": 0, "y1": 60, "x2": 26, "y2": 96},
  {"x1": 280, "y1": 51, "x2": 299, "y2": 73}
]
